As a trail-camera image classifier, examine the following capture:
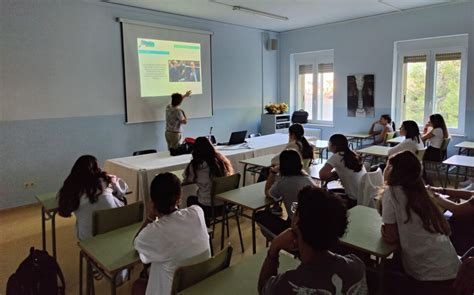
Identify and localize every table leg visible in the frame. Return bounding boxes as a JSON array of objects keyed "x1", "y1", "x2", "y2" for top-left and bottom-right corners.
[
  {"x1": 41, "y1": 207, "x2": 46, "y2": 251},
  {"x1": 377, "y1": 258, "x2": 386, "y2": 295},
  {"x1": 51, "y1": 211, "x2": 57, "y2": 259},
  {"x1": 220, "y1": 206, "x2": 226, "y2": 250},
  {"x1": 79, "y1": 251, "x2": 83, "y2": 295},
  {"x1": 252, "y1": 211, "x2": 256, "y2": 254},
  {"x1": 111, "y1": 273, "x2": 118, "y2": 295},
  {"x1": 243, "y1": 164, "x2": 248, "y2": 186}
]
